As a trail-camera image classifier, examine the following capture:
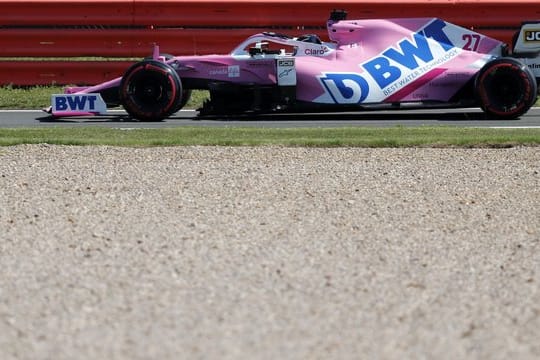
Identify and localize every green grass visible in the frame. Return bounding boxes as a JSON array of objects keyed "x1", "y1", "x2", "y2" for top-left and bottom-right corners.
[
  {"x1": 0, "y1": 85, "x2": 59, "y2": 109},
  {"x1": 1, "y1": 127, "x2": 539, "y2": 147},
  {"x1": 0, "y1": 85, "x2": 209, "y2": 110}
]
